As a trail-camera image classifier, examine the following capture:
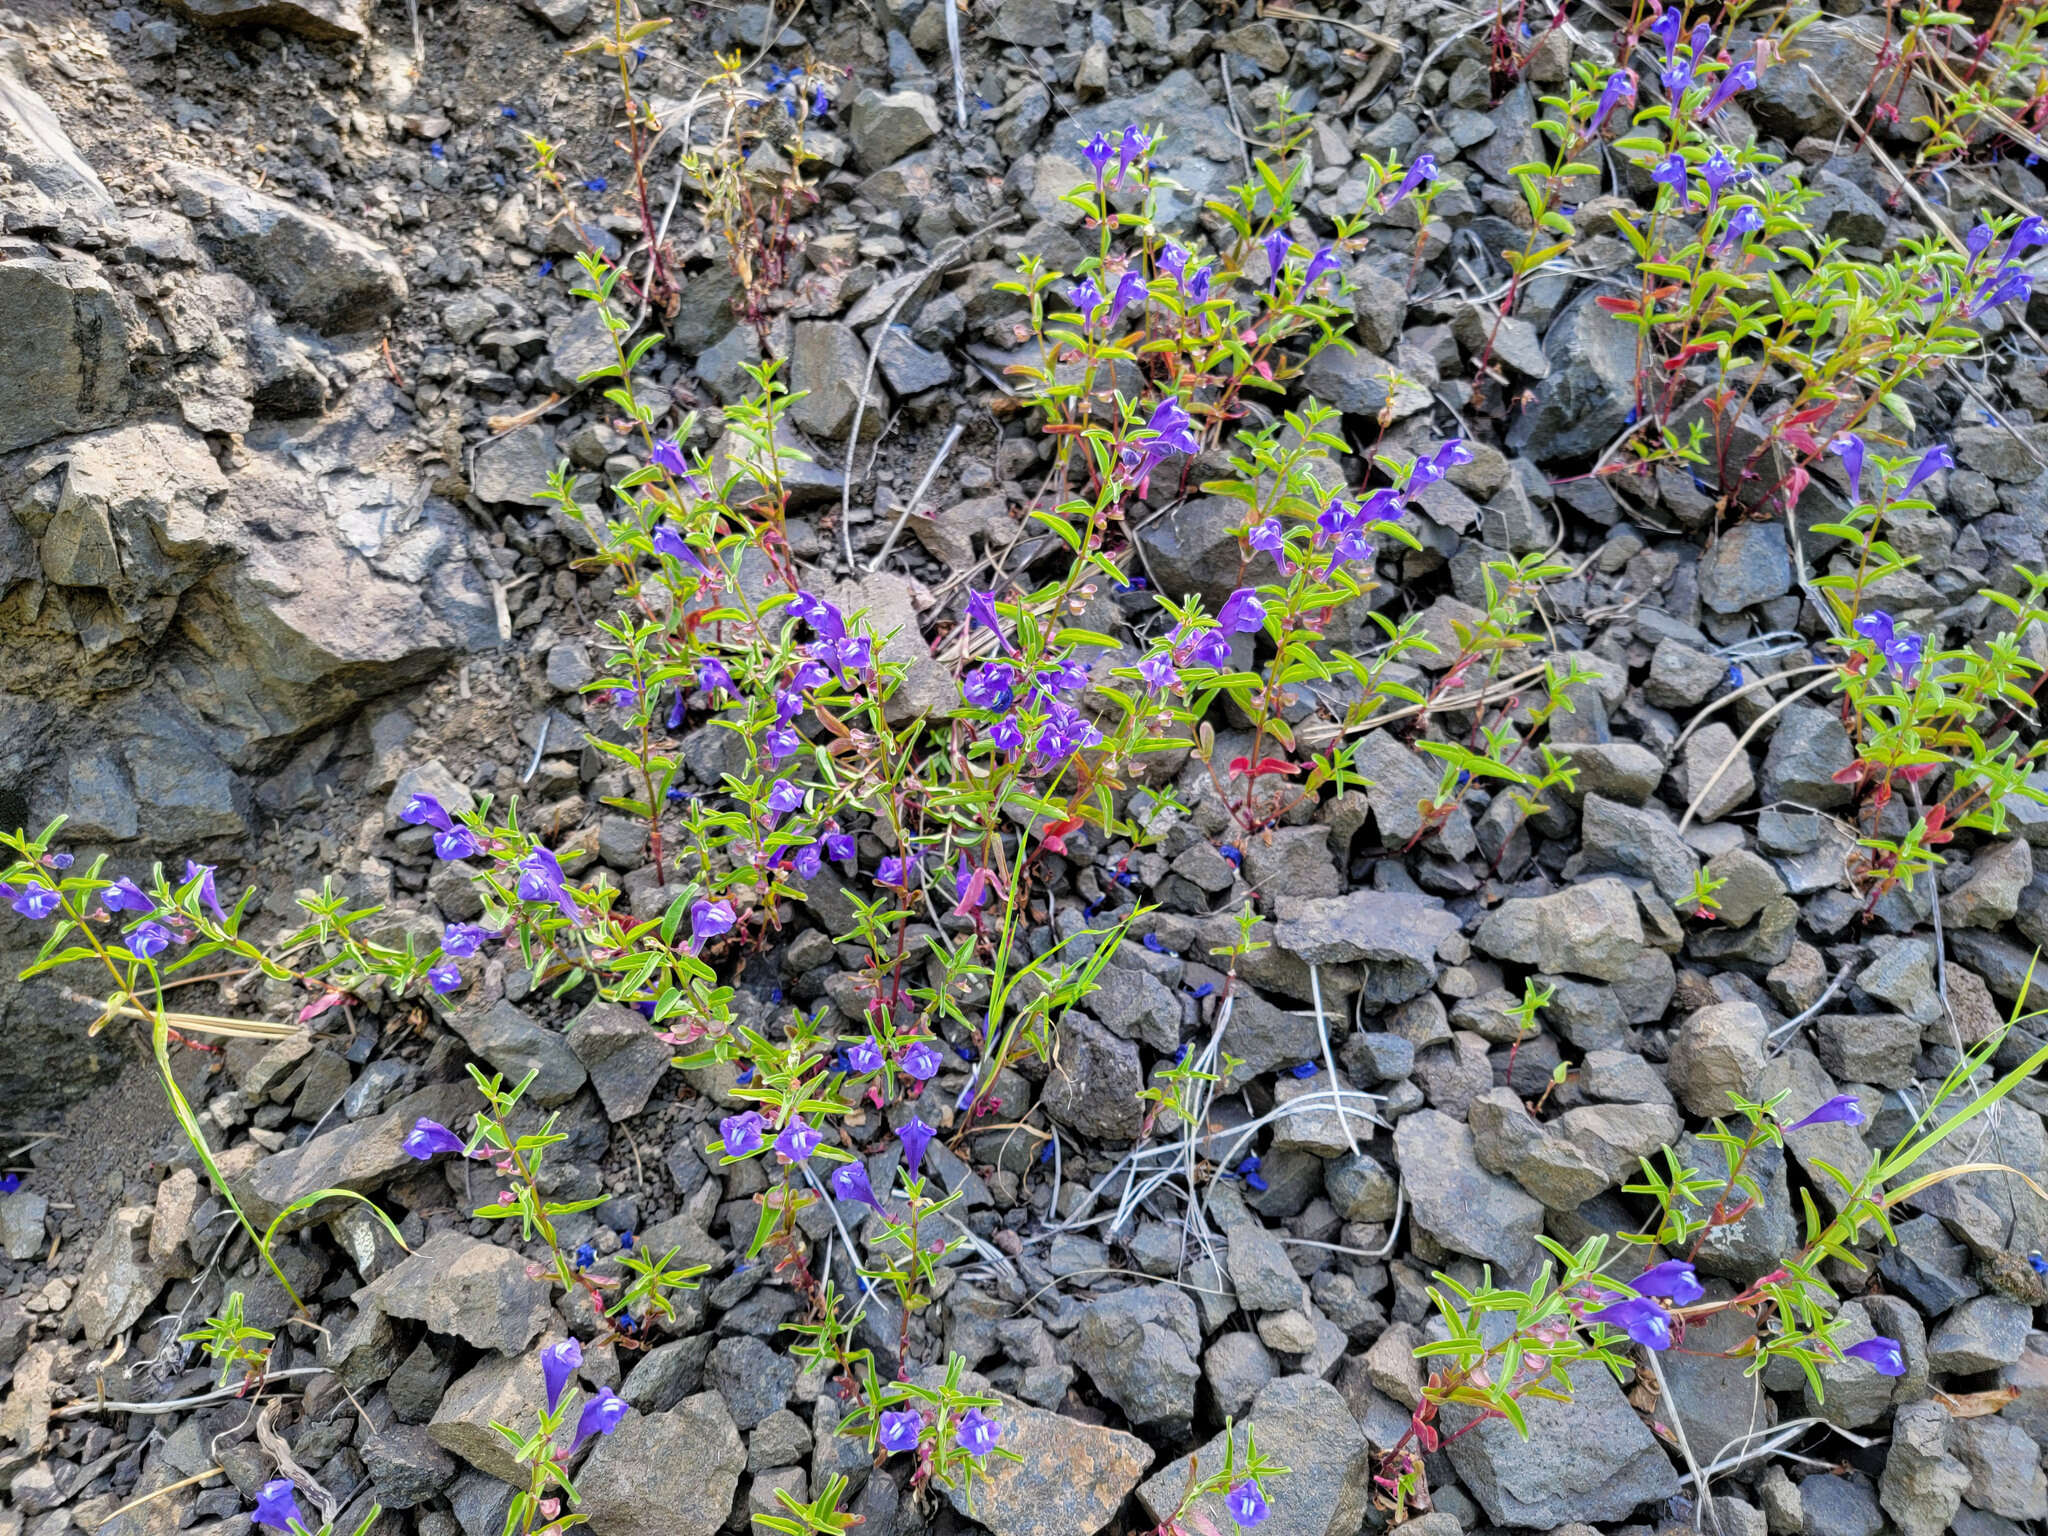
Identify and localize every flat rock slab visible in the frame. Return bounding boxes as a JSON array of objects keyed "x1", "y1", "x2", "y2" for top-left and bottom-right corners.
[
  {"x1": 577, "y1": 1393, "x2": 746, "y2": 1536},
  {"x1": 1139, "y1": 1375, "x2": 1370, "y2": 1536},
  {"x1": 1393, "y1": 1108, "x2": 1543, "y2": 1275},
  {"x1": 939, "y1": 1393, "x2": 1152, "y2": 1536},
  {"x1": 245, "y1": 1080, "x2": 481, "y2": 1230},
  {"x1": 367, "y1": 1230, "x2": 555, "y2": 1355}
]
